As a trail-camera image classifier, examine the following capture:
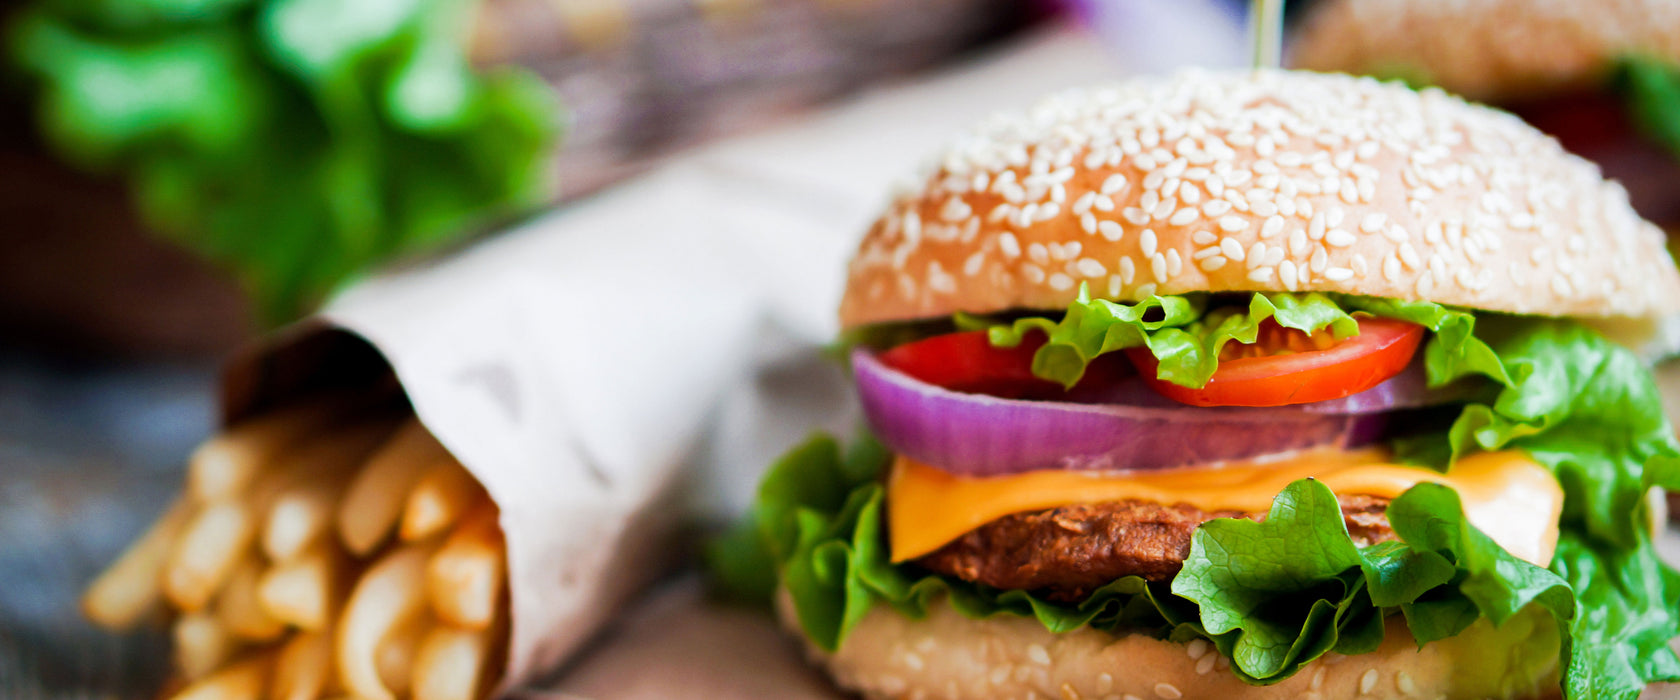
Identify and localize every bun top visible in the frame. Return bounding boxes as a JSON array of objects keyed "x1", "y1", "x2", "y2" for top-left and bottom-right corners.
[
  {"x1": 838, "y1": 70, "x2": 1680, "y2": 330},
  {"x1": 1290, "y1": 0, "x2": 1680, "y2": 101}
]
